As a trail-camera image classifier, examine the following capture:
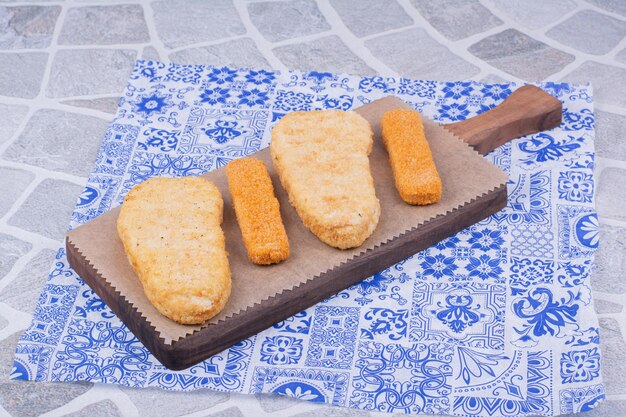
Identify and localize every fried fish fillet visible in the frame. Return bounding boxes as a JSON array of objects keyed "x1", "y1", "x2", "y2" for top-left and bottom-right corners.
[
  {"x1": 271, "y1": 110, "x2": 380, "y2": 249},
  {"x1": 117, "y1": 176, "x2": 231, "y2": 325},
  {"x1": 381, "y1": 109, "x2": 442, "y2": 205},
  {"x1": 226, "y1": 157, "x2": 290, "y2": 265}
]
